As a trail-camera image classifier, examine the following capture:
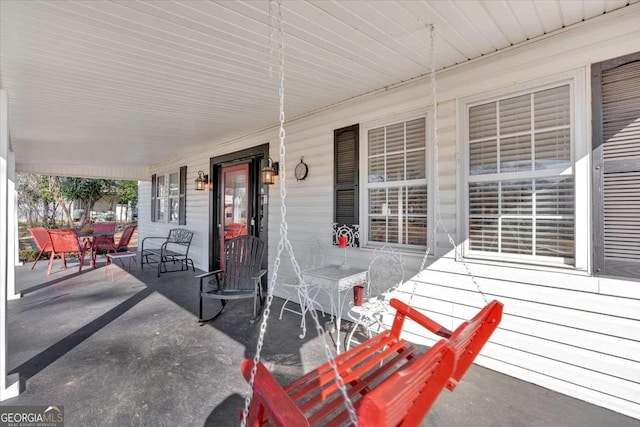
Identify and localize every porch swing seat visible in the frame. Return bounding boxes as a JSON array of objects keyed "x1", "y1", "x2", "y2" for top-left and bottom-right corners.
[{"x1": 241, "y1": 298, "x2": 503, "y2": 426}]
